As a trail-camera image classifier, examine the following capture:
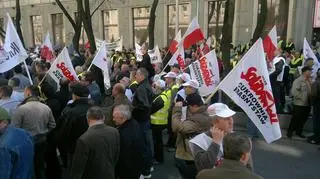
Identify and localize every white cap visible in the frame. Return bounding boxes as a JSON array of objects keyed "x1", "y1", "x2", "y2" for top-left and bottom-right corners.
[
  {"x1": 182, "y1": 80, "x2": 199, "y2": 89},
  {"x1": 153, "y1": 79, "x2": 166, "y2": 89},
  {"x1": 164, "y1": 72, "x2": 177, "y2": 78},
  {"x1": 207, "y1": 103, "x2": 236, "y2": 118},
  {"x1": 177, "y1": 73, "x2": 191, "y2": 82}
]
